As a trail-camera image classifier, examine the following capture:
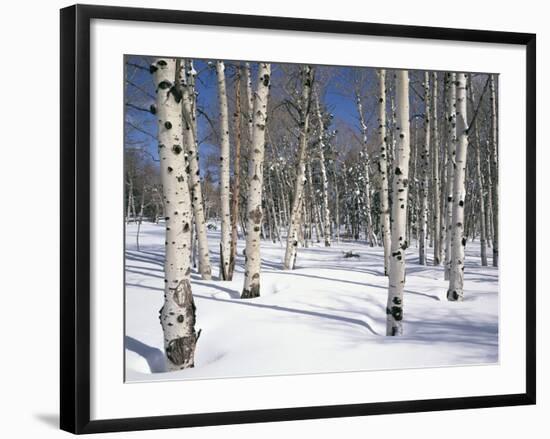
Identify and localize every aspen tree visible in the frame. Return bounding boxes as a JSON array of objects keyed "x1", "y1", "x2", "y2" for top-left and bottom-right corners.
[
  {"x1": 418, "y1": 72, "x2": 431, "y2": 265},
  {"x1": 151, "y1": 58, "x2": 199, "y2": 370},
  {"x1": 356, "y1": 92, "x2": 377, "y2": 247},
  {"x1": 228, "y1": 65, "x2": 243, "y2": 280},
  {"x1": 181, "y1": 59, "x2": 212, "y2": 280},
  {"x1": 241, "y1": 63, "x2": 272, "y2": 298},
  {"x1": 431, "y1": 72, "x2": 441, "y2": 265},
  {"x1": 216, "y1": 61, "x2": 232, "y2": 280},
  {"x1": 377, "y1": 69, "x2": 391, "y2": 275},
  {"x1": 489, "y1": 74, "x2": 499, "y2": 267},
  {"x1": 447, "y1": 73, "x2": 469, "y2": 301},
  {"x1": 244, "y1": 62, "x2": 254, "y2": 142},
  {"x1": 313, "y1": 92, "x2": 331, "y2": 247},
  {"x1": 444, "y1": 73, "x2": 457, "y2": 280},
  {"x1": 284, "y1": 66, "x2": 314, "y2": 270},
  {"x1": 386, "y1": 70, "x2": 411, "y2": 336},
  {"x1": 468, "y1": 74, "x2": 488, "y2": 266}
]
